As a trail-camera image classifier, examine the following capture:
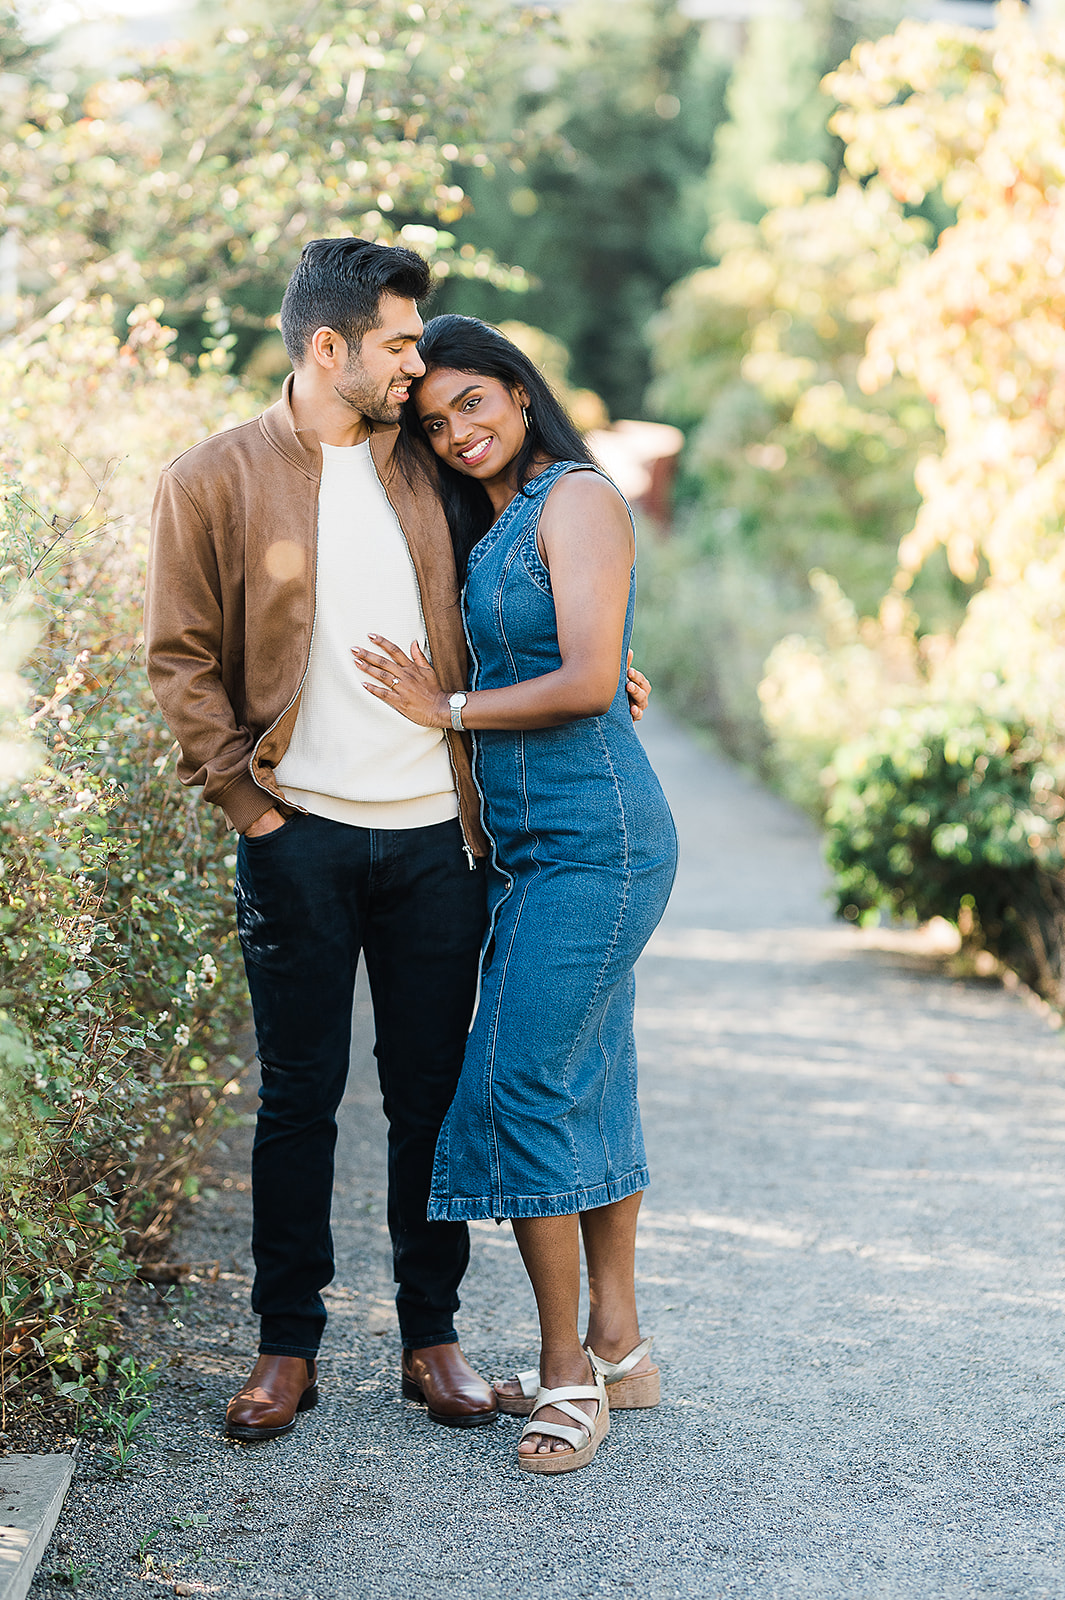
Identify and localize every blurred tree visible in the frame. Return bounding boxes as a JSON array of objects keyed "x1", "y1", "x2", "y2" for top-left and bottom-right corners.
[
  {"x1": 651, "y1": 163, "x2": 939, "y2": 614},
  {"x1": 639, "y1": 0, "x2": 979, "y2": 768},
  {"x1": 755, "y1": 5, "x2": 1065, "y2": 991},
  {"x1": 0, "y1": 0, "x2": 533, "y2": 366},
  {"x1": 432, "y1": 0, "x2": 730, "y2": 417},
  {"x1": 831, "y1": 9, "x2": 1065, "y2": 596},
  {"x1": 707, "y1": 7, "x2": 834, "y2": 224}
]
